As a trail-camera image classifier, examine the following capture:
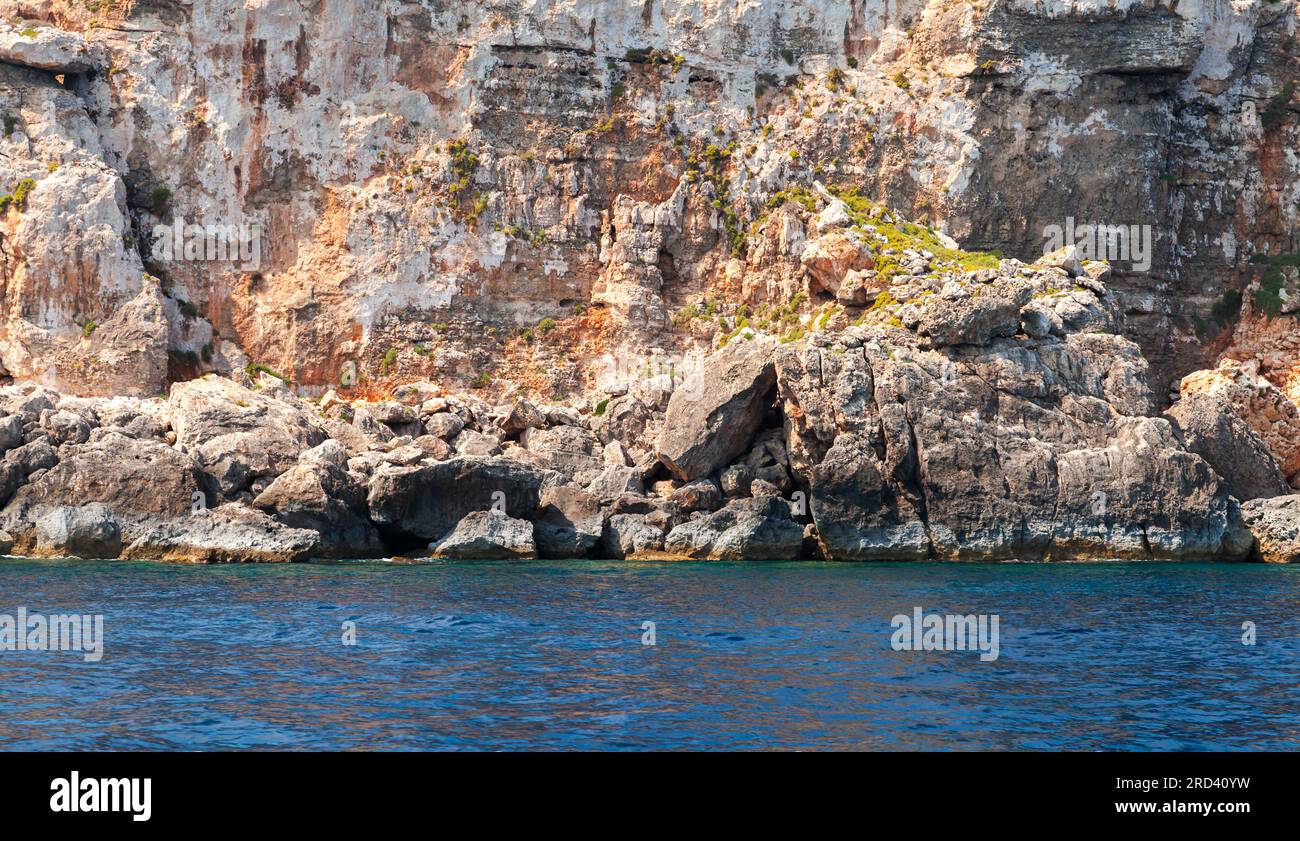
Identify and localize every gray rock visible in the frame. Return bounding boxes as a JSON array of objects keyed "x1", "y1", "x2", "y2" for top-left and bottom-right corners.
[
  {"x1": 600, "y1": 513, "x2": 665, "y2": 559},
  {"x1": 253, "y1": 441, "x2": 383, "y2": 557},
  {"x1": 1166, "y1": 392, "x2": 1290, "y2": 501},
  {"x1": 424, "y1": 412, "x2": 465, "y2": 440},
  {"x1": 0, "y1": 24, "x2": 104, "y2": 74},
  {"x1": 3, "y1": 439, "x2": 57, "y2": 475},
  {"x1": 534, "y1": 486, "x2": 604, "y2": 559},
  {"x1": 411, "y1": 435, "x2": 453, "y2": 460},
  {"x1": 663, "y1": 496, "x2": 804, "y2": 560},
  {"x1": 34, "y1": 504, "x2": 121, "y2": 559},
  {"x1": 0, "y1": 415, "x2": 24, "y2": 453},
  {"x1": 169, "y1": 376, "x2": 326, "y2": 495},
  {"x1": 501, "y1": 399, "x2": 546, "y2": 437},
  {"x1": 1, "y1": 431, "x2": 209, "y2": 554},
  {"x1": 122, "y1": 504, "x2": 320, "y2": 563},
  {"x1": 719, "y1": 463, "x2": 752, "y2": 497},
  {"x1": 516, "y1": 425, "x2": 604, "y2": 483},
  {"x1": 452, "y1": 429, "x2": 503, "y2": 457},
  {"x1": 369, "y1": 401, "x2": 420, "y2": 427},
  {"x1": 776, "y1": 328, "x2": 1250, "y2": 561},
  {"x1": 670, "y1": 478, "x2": 723, "y2": 513},
  {"x1": 41, "y1": 409, "x2": 93, "y2": 445},
  {"x1": 1240, "y1": 495, "x2": 1300, "y2": 563},
  {"x1": 655, "y1": 336, "x2": 777, "y2": 481},
  {"x1": 367, "y1": 456, "x2": 555, "y2": 542},
  {"x1": 351, "y1": 407, "x2": 396, "y2": 443},
  {"x1": 429, "y1": 511, "x2": 536, "y2": 559},
  {"x1": 585, "y1": 465, "x2": 644, "y2": 503},
  {"x1": 592, "y1": 395, "x2": 655, "y2": 448},
  {"x1": 1035, "y1": 245, "x2": 1082, "y2": 278},
  {"x1": 917, "y1": 278, "x2": 1032, "y2": 347}
]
